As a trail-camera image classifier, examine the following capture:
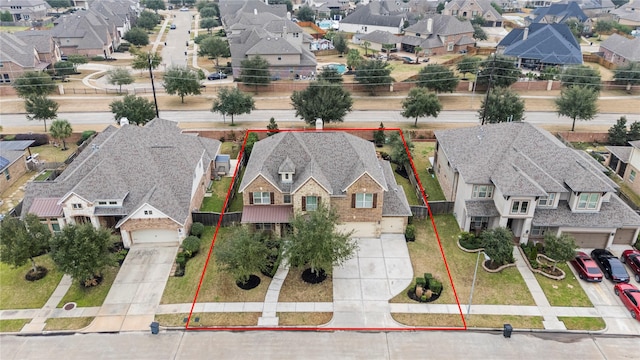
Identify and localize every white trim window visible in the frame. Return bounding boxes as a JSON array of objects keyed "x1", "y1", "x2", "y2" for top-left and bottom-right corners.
[
  {"x1": 538, "y1": 193, "x2": 555, "y2": 207},
  {"x1": 72, "y1": 203, "x2": 83, "y2": 209},
  {"x1": 355, "y1": 193, "x2": 374, "y2": 208},
  {"x1": 577, "y1": 193, "x2": 599, "y2": 210},
  {"x1": 305, "y1": 196, "x2": 318, "y2": 211},
  {"x1": 447, "y1": 42, "x2": 454, "y2": 51},
  {"x1": 472, "y1": 185, "x2": 494, "y2": 199},
  {"x1": 253, "y1": 192, "x2": 271, "y2": 204},
  {"x1": 630, "y1": 170, "x2": 636, "y2": 183},
  {"x1": 511, "y1": 200, "x2": 529, "y2": 214},
  {"x1": 530, "y1": 226, "x2": 547, "y2": 237}
]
